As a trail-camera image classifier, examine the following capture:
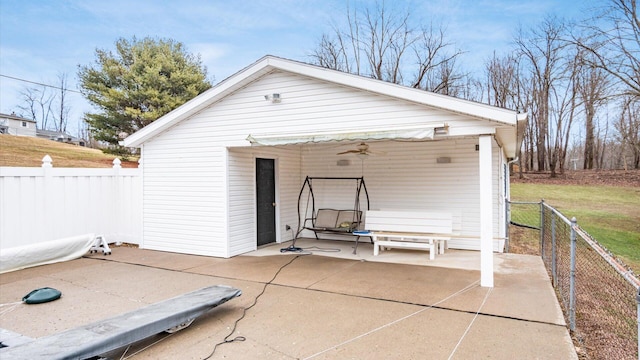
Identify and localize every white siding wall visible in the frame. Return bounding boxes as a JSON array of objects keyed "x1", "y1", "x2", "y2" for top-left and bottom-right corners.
[
  {"x1": 227, "y1": 147, "x2": 302, "y2": 256},
  {"x1": 140, "y1": 70, "x2": 509, "y2": 256},
  {"x1": 193, "y1": 70, "x2": 494, "y2": 144},
  {"x1": 299, "y1": 138, "x2": 504, "y2": 251},
  {"x1": 140, "y1": 139, "x2": 228, "y2": 256}
]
